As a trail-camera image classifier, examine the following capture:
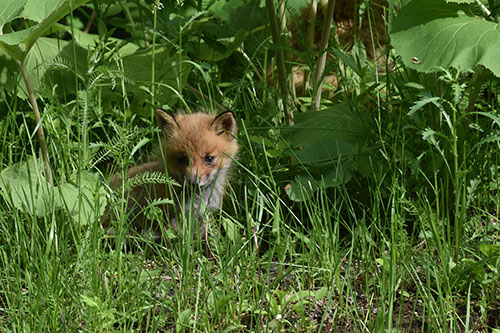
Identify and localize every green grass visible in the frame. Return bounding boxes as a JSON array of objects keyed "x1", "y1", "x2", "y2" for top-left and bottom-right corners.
[{"x1": 1, "y1": 1, "x2": 500, "y2": 332}]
